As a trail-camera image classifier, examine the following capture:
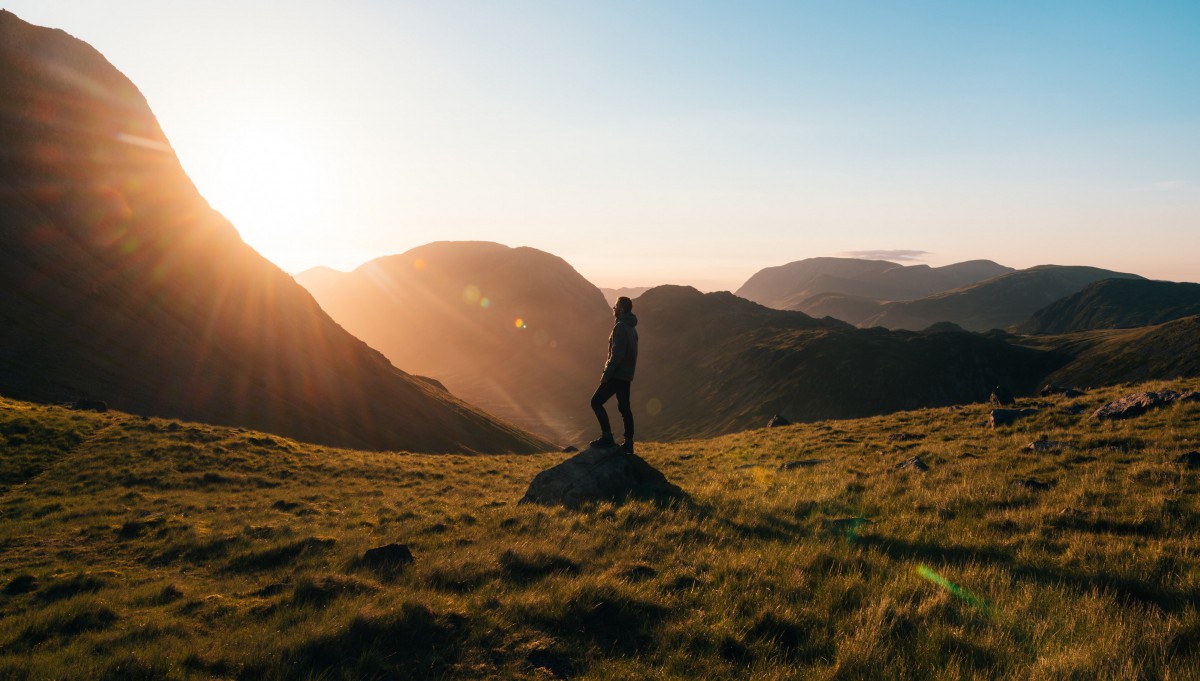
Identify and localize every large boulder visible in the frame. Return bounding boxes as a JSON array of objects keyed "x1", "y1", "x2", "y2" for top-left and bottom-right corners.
[
  {"x1": 990, "y1": 408, "x2": 1038, "y2": 428},
  {"x1": 521, "y1": 447, "x2": 686, "y2": 508},
  {"x1": 1090, "y1": 390, "x2": 1199, "y2": 421}
]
